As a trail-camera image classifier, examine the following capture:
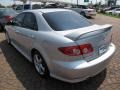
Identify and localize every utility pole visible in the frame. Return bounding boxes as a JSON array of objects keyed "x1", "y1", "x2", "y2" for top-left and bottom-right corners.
[
  {"x1": 77, "y1": 0, "x2": 78, "y2": 6},
  {"x1": 96, "y1": 0, "x2": 98, "y2": 4}
]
